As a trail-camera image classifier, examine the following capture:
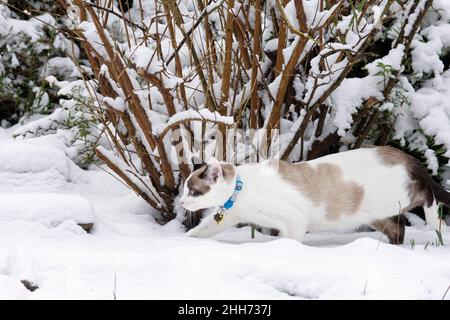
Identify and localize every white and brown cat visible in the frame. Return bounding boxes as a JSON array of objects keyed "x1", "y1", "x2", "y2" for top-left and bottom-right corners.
[{"x1": 180, "y1": 146, "x2": 448, "y2": 244}]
